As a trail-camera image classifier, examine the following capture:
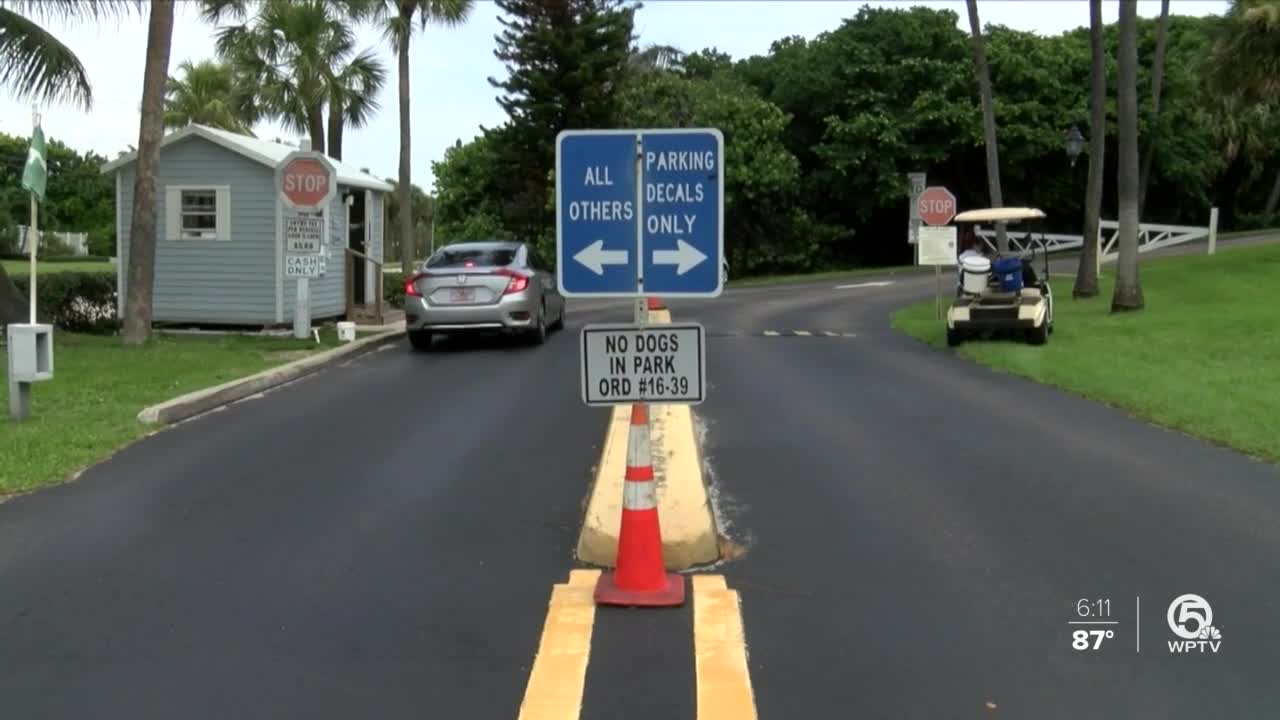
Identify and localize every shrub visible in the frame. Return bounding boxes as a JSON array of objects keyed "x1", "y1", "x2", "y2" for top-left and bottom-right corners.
[
  {"x1": 384, "y1": 271, "x2": 406, "y2": 309},
  {"x1": 9, "y1": 272, "x2": 119, "y2": 333}
]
